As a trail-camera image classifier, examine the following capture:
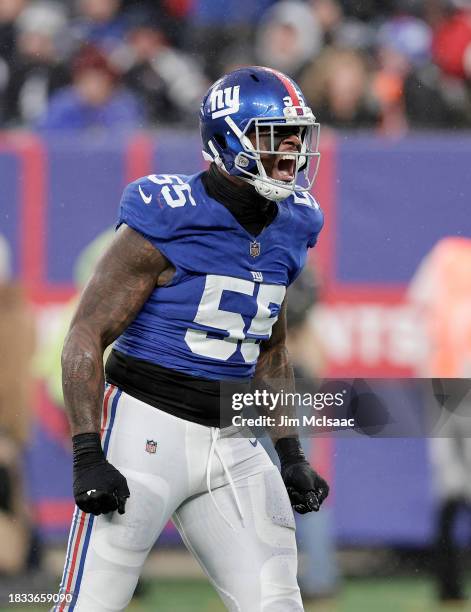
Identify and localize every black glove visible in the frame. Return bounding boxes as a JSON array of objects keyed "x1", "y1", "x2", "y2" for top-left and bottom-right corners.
[
  {"x1": 275, "y1": 437, "x2": 329, "y2": 514},
  {"x1": 72, "y1": 433, "x2": 130, "y2": 516}
]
